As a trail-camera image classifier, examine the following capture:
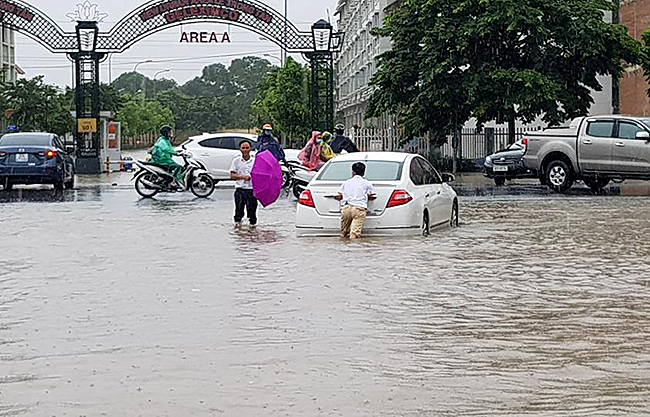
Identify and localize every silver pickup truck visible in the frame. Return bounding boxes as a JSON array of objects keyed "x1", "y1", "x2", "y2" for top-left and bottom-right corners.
[{"x1": 522, "y1": 115, "x2": 650, "y2": 192}]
